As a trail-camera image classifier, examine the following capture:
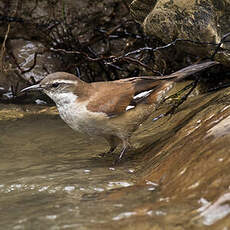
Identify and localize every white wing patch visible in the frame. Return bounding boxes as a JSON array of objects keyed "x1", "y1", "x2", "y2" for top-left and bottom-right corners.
[
  {"x1": 126, "y1": 105, "x2": 135, "y2": 111},
  {"x1": 125, "y1": 89, "x2": 153, "y2": 112},
  {"x1": 133, "y1": 89, "x2": 153, "y2": 100}
]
